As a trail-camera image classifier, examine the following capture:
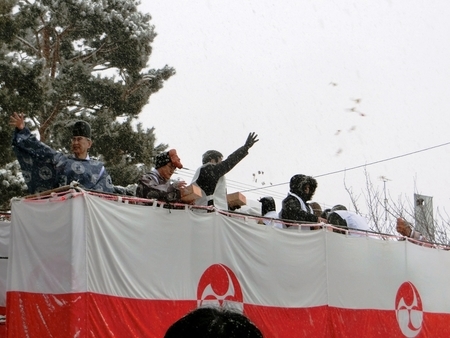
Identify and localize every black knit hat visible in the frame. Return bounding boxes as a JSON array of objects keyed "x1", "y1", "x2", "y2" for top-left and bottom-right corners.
[
  {"x1": 155, "y1": 149, "x2": 183, "y2": 169},
  {"x1": 72, "y1": 121, "x2": 91, "y2": 139},
  {"x1": 155, "y1": 152, "x2": 171, "y2": 169}
]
